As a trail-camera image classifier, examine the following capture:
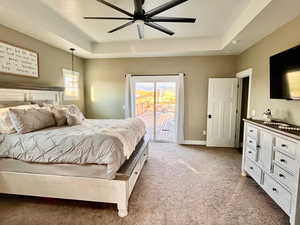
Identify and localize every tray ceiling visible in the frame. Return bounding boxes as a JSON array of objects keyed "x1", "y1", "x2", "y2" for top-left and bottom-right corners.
[
  {"x1": 0, "y1": 0, "x2": 300, "y2": 58},
  {"x1": 40, "y1": 0, "x2": 249, "y2": 42}
]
